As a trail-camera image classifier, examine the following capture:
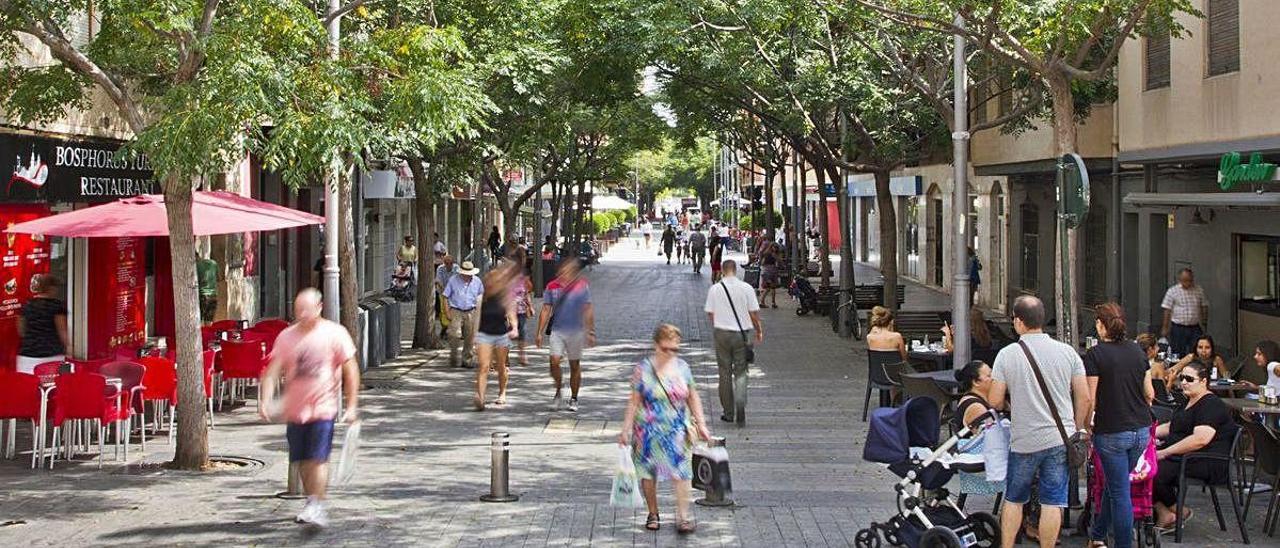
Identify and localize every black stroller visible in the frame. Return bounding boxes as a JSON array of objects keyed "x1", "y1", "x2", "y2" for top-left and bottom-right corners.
[
  {"x1": 789, "y1": 276, "x2": 819, "y2": 315},
  {"x1": 857, "y1": 397, "x2": 1001, "y2": 548},
  {"x1": 386, "y1": 261, "x2": 416, "y2": 301}
]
